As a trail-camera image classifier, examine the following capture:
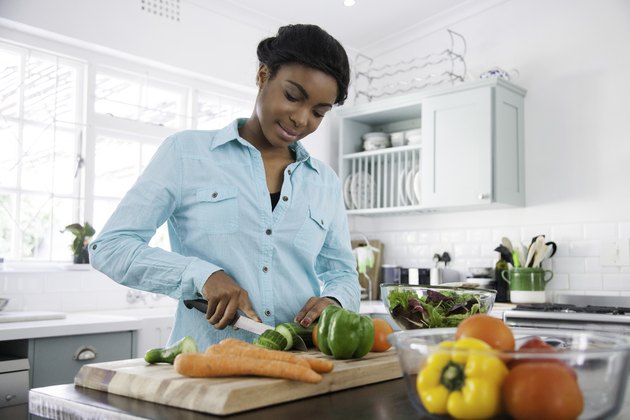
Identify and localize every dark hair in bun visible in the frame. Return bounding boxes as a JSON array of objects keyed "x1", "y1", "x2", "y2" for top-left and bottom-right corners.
[{"x1": 257, "y1": 24, "x2": 350, "y2": 105}]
